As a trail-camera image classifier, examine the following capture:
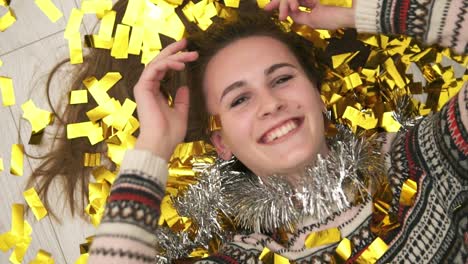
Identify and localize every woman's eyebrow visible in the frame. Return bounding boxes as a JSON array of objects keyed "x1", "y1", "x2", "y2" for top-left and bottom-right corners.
[
  {"x1": 264, "y1": 62, "x2": 296, "y2": 75},
  {"x1": 219, "y1": 62, "x2": 296, "y2": 103},
  {"x1": 219, "y1": 80, "x2": 246, "y2": 103}
]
